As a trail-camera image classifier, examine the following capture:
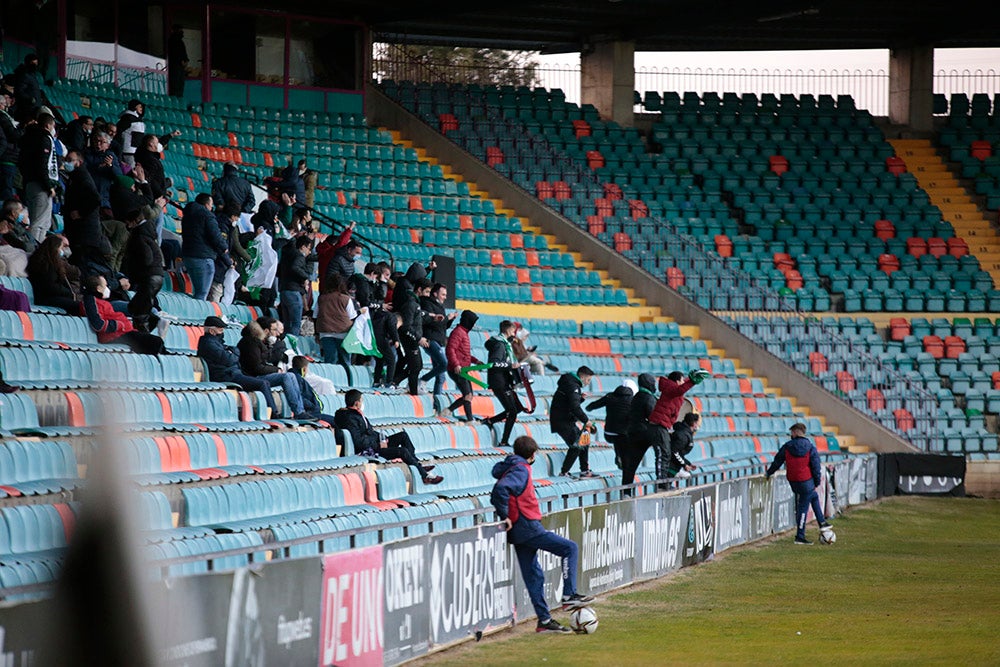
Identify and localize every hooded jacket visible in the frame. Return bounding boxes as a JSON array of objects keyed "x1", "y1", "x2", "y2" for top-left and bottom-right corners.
[
  {"x1": 236, "y1": 321, "x2": 279, "y2": 377},
  {"x1": 484, "y1": 334, "x2": 517, "y2": 390},
  {"x1": 0, "y1": 109, "x2": 21, "y2": 164},
  {"x1": 668, "y1": 420, "x2": 697, "y2": 471},
  {"x1": 490, "y1": 454, "x2": 545, "y2": 545},
  {"x1": 397, "y1": 284, "x2": 423, "y2": 344},
  {"x1": 586, "y1": 384, "x2": 635, "y2": 437},
  {"x1": 649, "y1": 374, "x2": 696, "y2": 429},
  {"x1": 420, "y1": 294, "x2": 452, "y2": 346},
  {"x1": 446, "y1": 310, "x2": 480, "y2": 372},
  {"x1": 392, "y1": 262, "x2": 427, "y2": 312},
  {"x1": 627, "y1": 373, "x2": 658, "y2": 441},
  {"x1": 766, "y1": 436, "x2": 822, "y2": 485},
  {"x1": 212, "y1": 164, "x2": 256, "y2": 213},
  {"x1": 315, "y1": 226, "x2": 352, "y2": 289},
  {"x1": 17, "y1": 123, "x2": 56, "y2": 186},
  {"x1": 549, "y1": 372, "x2": 588, "y2": 431}
]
